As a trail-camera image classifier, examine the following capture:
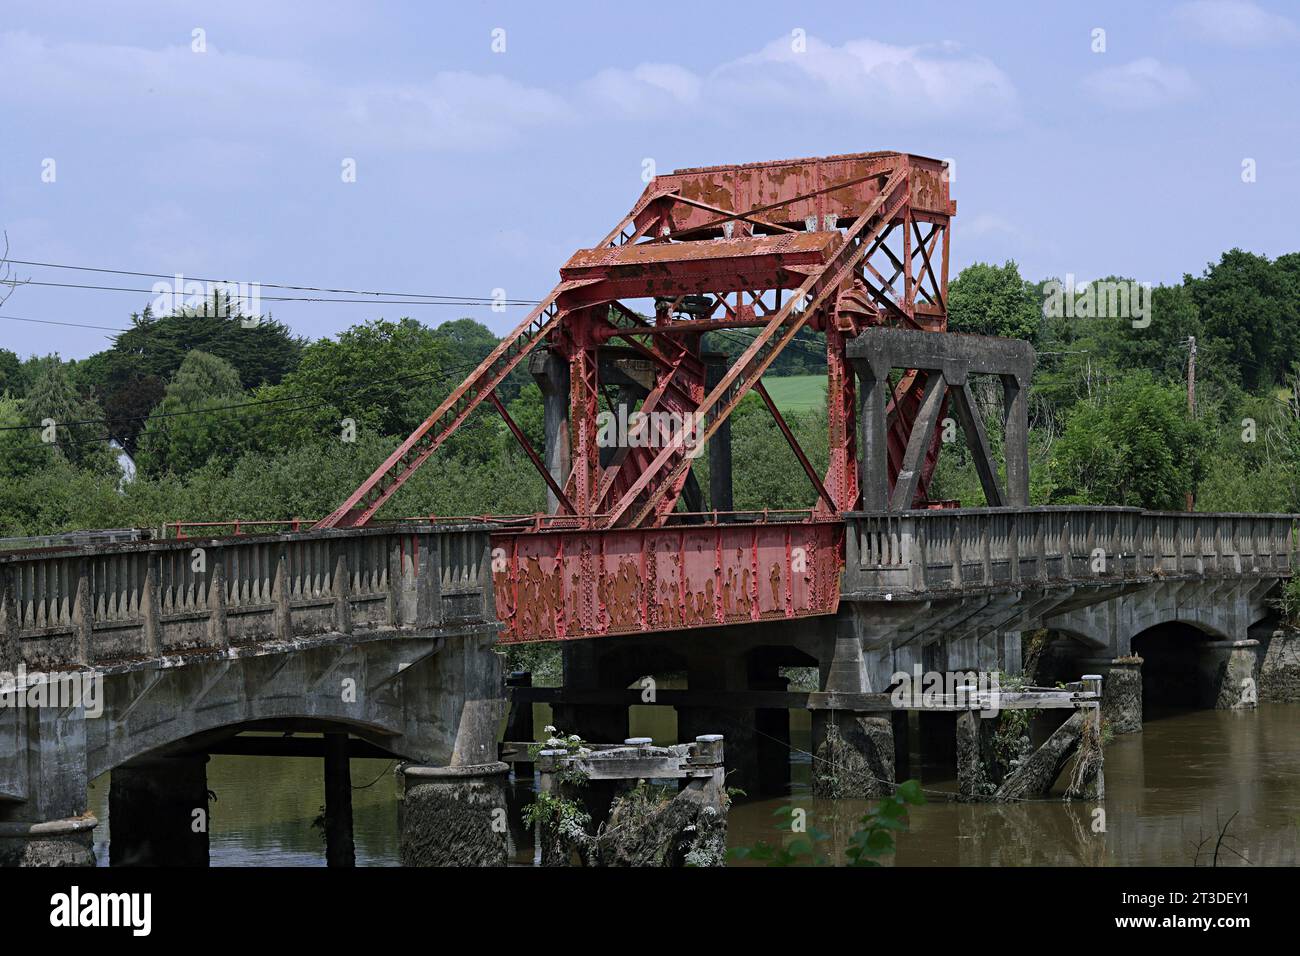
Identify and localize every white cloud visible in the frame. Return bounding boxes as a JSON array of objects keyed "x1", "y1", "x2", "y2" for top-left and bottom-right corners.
[
  {"x1": 579, "y1": 34, "x2": 1020, "y2": 129},
  {"x1": 1174, "y1": 0, "x2": 1300, "y2": 47},
  {"x1": 0, "y1": 31, "x2": 574, "y2": 153},
  {"x1": 583, "y1": 63, "x2": 701, "y2": 118},
  {"x1": 1081, "y1": 57, "x2": 1196, "y2": 109},
  {"x1": 0, "y1": 28, "x2": 1018, "y2": 154}
]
